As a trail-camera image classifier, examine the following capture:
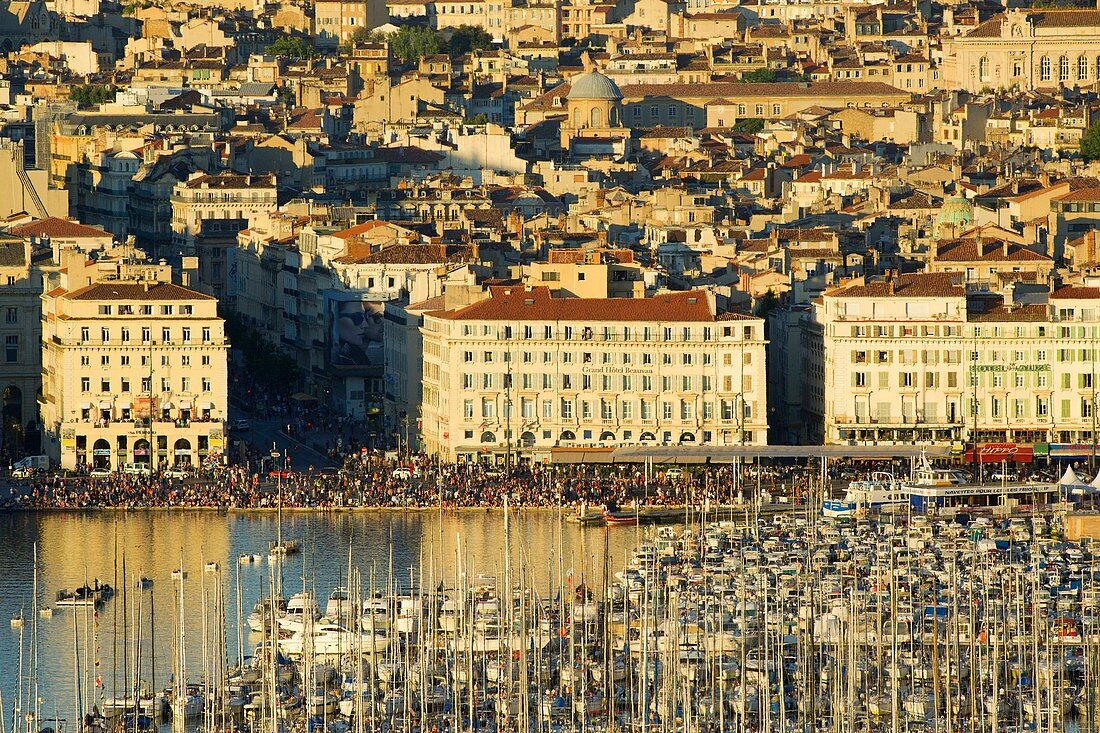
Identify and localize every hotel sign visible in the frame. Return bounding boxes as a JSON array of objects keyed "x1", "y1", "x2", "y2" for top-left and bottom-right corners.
[
  {"x1": 971, "y1": 364, "x2": 1050, "y2": 372},
  {"x1": 581, "y1": 366, "x2": 655, "y2": 375}
]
